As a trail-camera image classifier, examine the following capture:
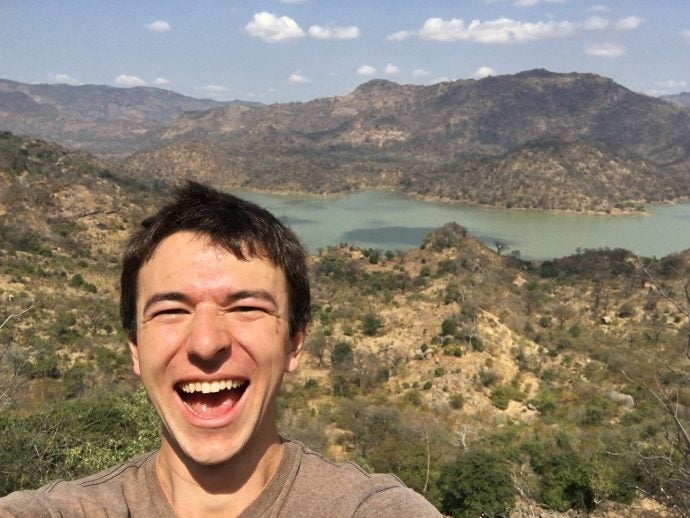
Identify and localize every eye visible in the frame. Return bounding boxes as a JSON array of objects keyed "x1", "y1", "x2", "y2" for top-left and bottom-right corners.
[
  {"x1": 234, "y1": 305, "x2": 264, "y2": 313},
  {"x1": 153, "y1": 308, "x2": 187, "y2": 317}
]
